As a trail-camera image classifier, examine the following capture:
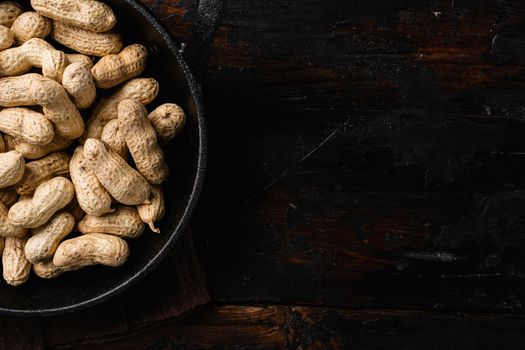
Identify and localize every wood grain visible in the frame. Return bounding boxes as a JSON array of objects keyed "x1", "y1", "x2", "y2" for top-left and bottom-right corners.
[
  {"x1": 69, "y1": 305, "x2": 525, "y2": 349},
  {"x1": 93, "y1": 1, "x2": 525, "y2": 347},
  {"x1": 179, "y1": 0, "x2": 525, "y2": 312}
]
